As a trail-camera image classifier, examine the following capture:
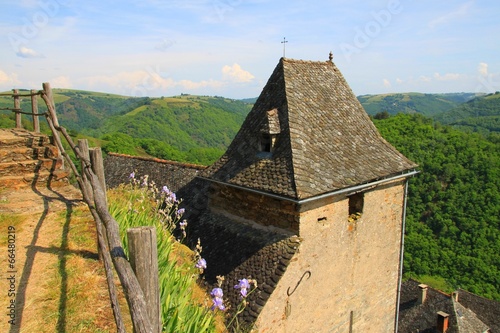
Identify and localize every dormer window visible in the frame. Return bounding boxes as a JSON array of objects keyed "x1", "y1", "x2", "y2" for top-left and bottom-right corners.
[{"x1": 259, "y1": 108, "x2": 281, "y2": 155}]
